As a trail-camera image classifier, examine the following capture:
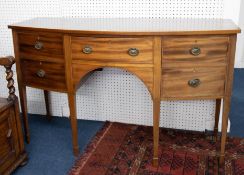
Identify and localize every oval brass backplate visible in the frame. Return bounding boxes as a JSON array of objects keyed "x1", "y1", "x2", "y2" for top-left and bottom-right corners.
[
  {"x1": 188, "y1": 78, "x2": 201, "y2": 87},
  {"x1": 82, "y1": 46, "x2": 93, "y2": 54},
  {"x1": 128, "y1": 48, "x2": 139, "y2": 56},
  {"x1": 36, "y1": 69, "x2": 46, "y2": 78},
  {"x1": 34, "y1": 41, "x2": 43, "y2": 50},
  {"x1": 190, "y1": 46, "x2": 201, "y2": 56}
]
